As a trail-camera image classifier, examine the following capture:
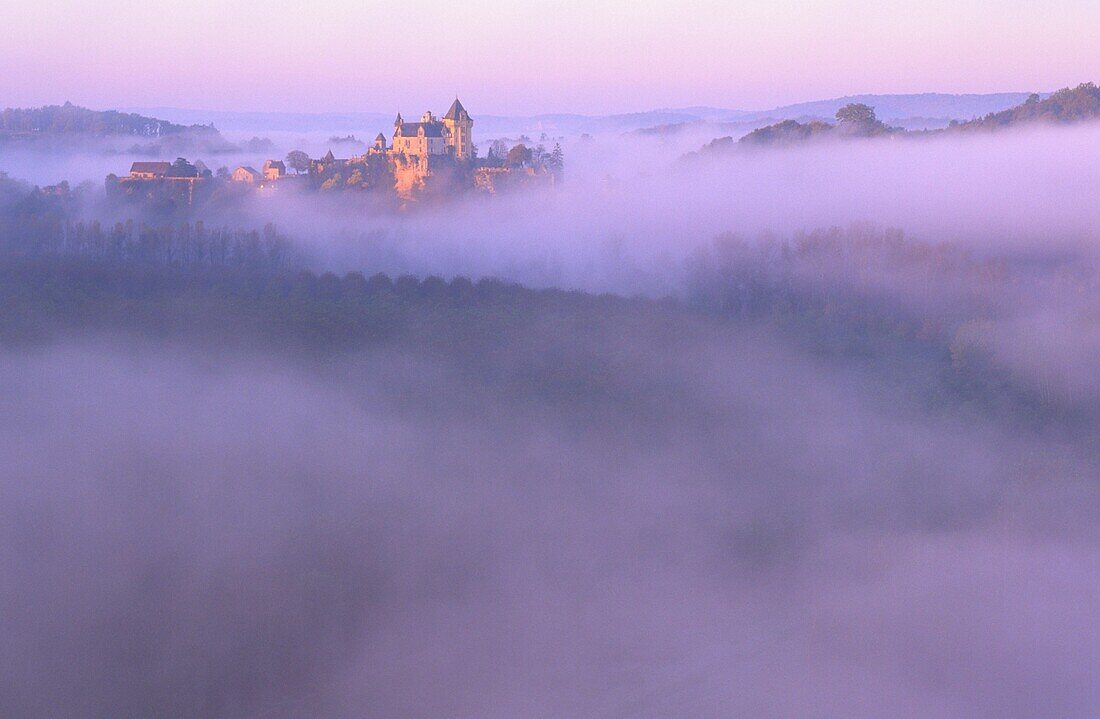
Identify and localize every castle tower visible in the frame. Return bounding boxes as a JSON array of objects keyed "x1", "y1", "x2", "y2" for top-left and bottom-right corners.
[{"x1": 443, "y1": 98, "x2": 473, "y2": 160}]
